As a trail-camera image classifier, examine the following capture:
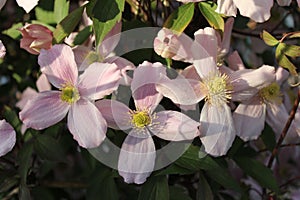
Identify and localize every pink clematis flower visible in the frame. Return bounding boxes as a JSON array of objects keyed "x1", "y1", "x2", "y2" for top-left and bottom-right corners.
[
  {"x1": 0, "y1": 120, "x2": 16, "y2": 157},
  {"x1": 0, "y1": 40, "x2": 5, "y2": 58},
  {"x1": 233, "y1": 67, "x2": 300, "y2": 141},
  {"x1": 72, "y1": 22, "x2": 135, "y2": 85},
  {"x1": 19, "y1": 24, "x2": 53, "y2": 55},
  {"x1": 19, "y1": 44, "x2": 121, "y2": 148},
  {"x1": 0, "y1": 0, "x2": 39, "y2": 13},
  {"x1": 96, "y1": 61, "x2": 200, "y2": 184}
]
